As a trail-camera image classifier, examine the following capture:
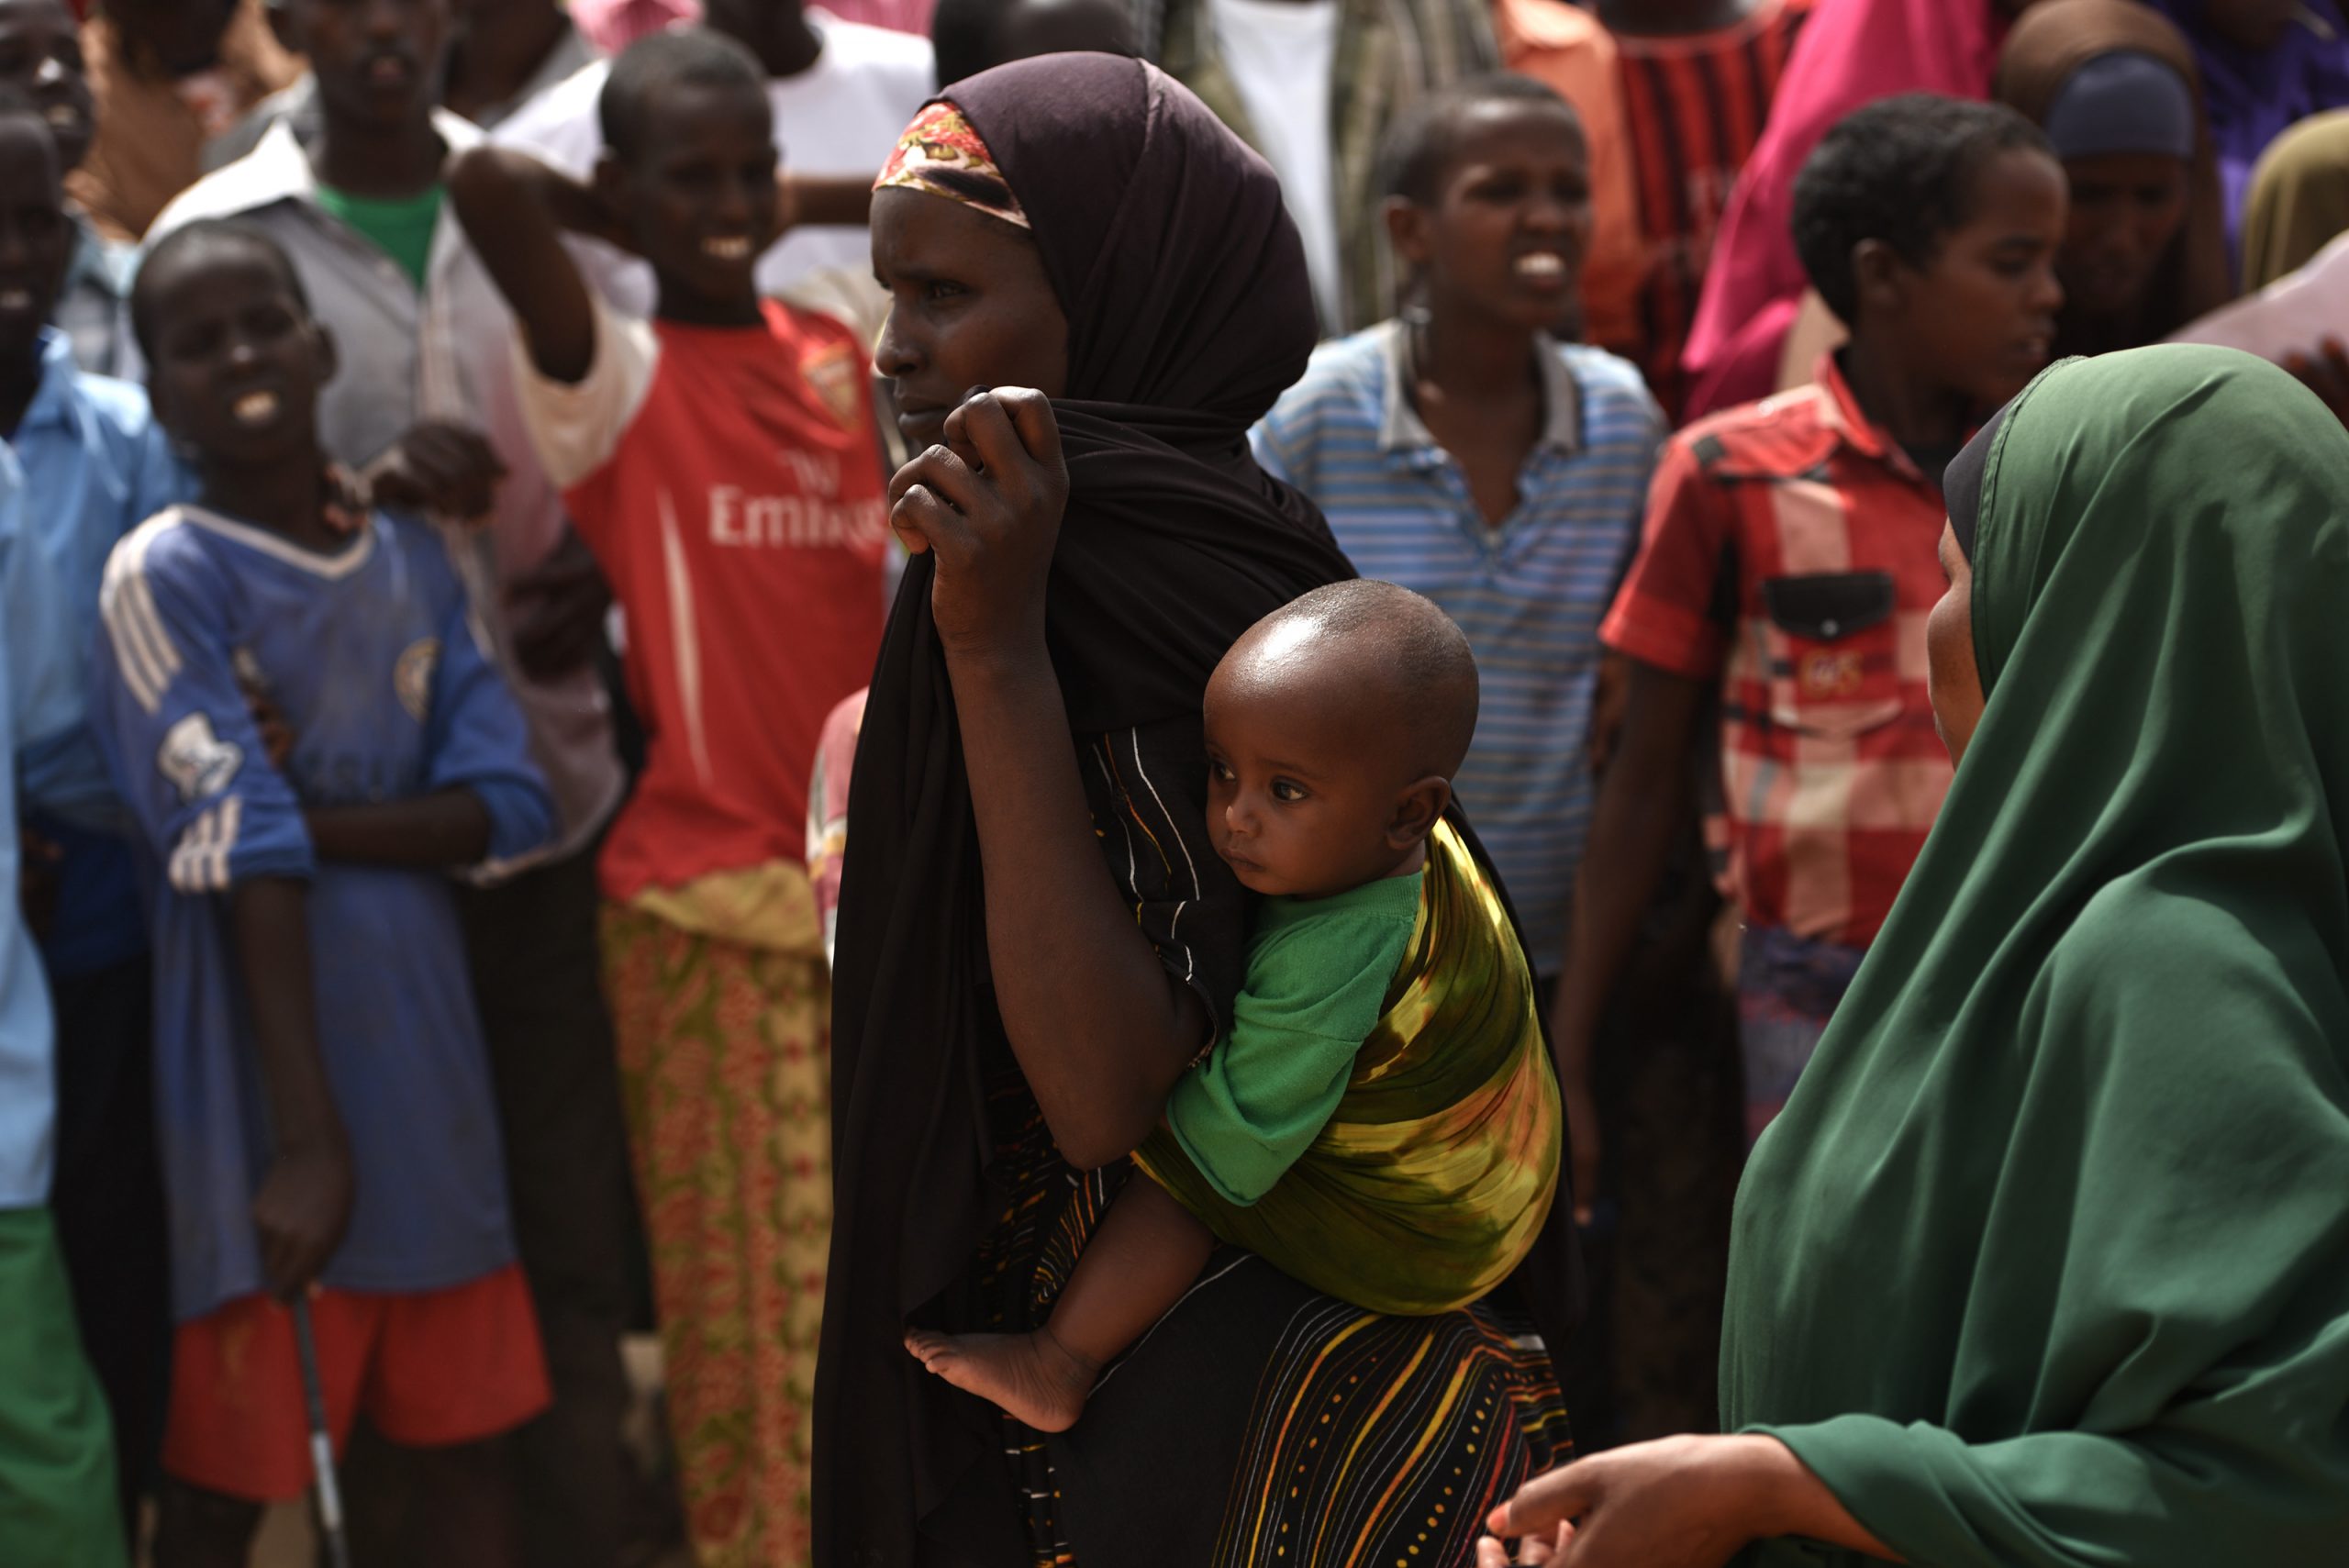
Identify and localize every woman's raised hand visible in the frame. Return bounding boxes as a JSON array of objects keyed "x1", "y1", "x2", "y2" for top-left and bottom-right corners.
[{"x1": 888, "y1": 387, "x2": 1072, "y2": 664}]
